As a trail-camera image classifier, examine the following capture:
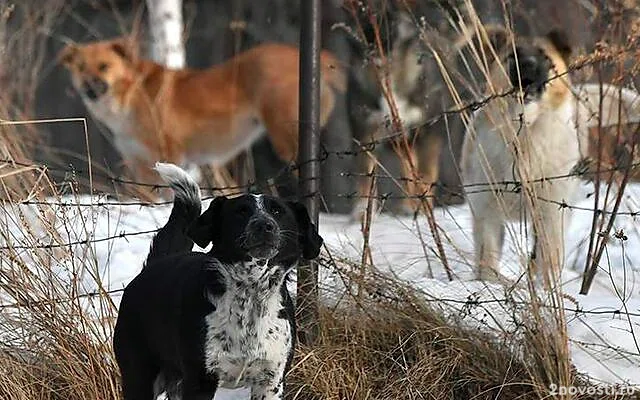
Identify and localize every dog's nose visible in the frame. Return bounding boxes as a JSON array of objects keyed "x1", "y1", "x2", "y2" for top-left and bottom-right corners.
[
  {"x1": 509, "y1": 54, "x2": 545, "y2": 91},
  {"x1": 250, "y1": 218, "x2": 277, "y2": 234},
  {"x1": 82, "y1": 77, "x2": 108, "y2": 100},
  {"x1": 518, "y1": 56, "x2": 540, "y2": 80},
  {"x1": 519, "y1": 55, "x2": 538, "y2": 72}
]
